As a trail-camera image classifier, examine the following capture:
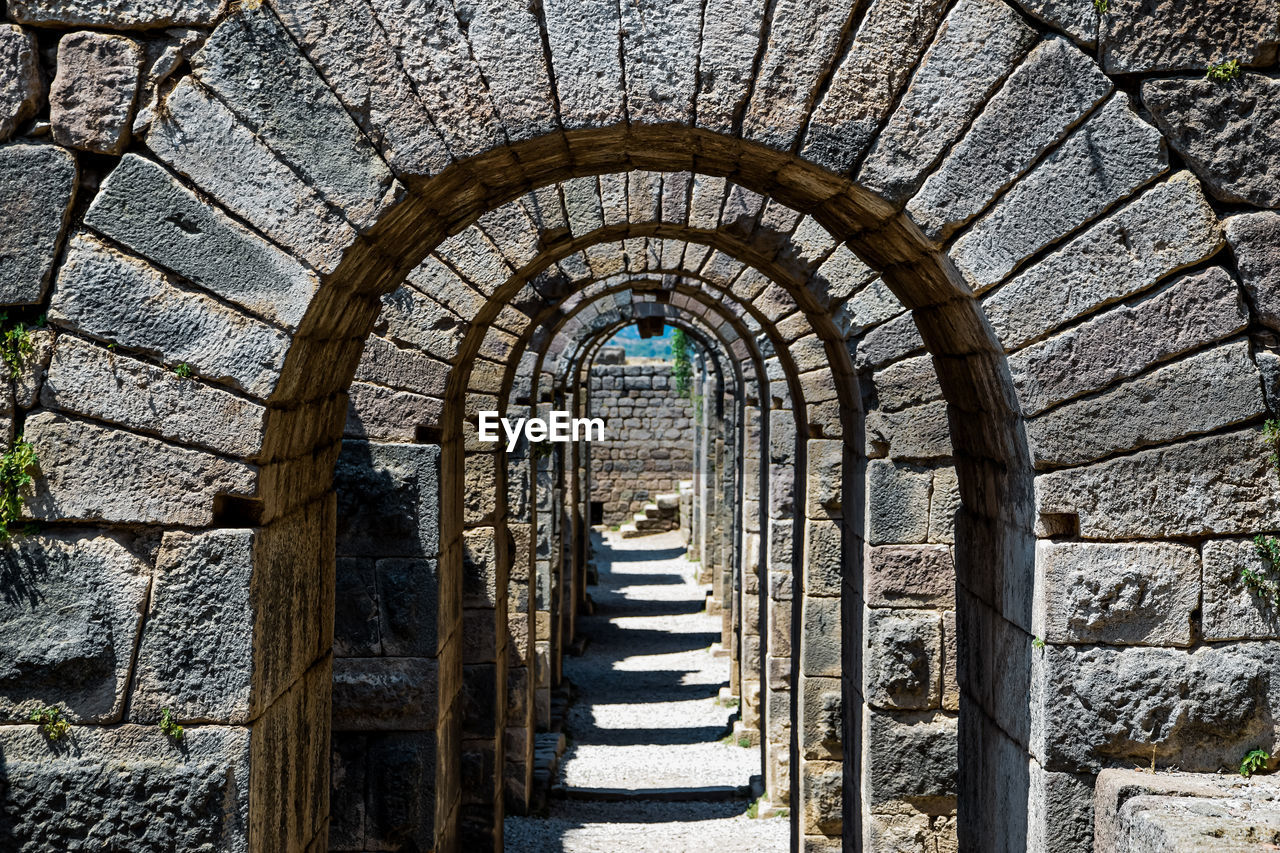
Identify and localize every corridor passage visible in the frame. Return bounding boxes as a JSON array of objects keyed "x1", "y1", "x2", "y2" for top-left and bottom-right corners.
[{"x1": 504, "y1": 531, "x2": 788, "y2": 852}]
